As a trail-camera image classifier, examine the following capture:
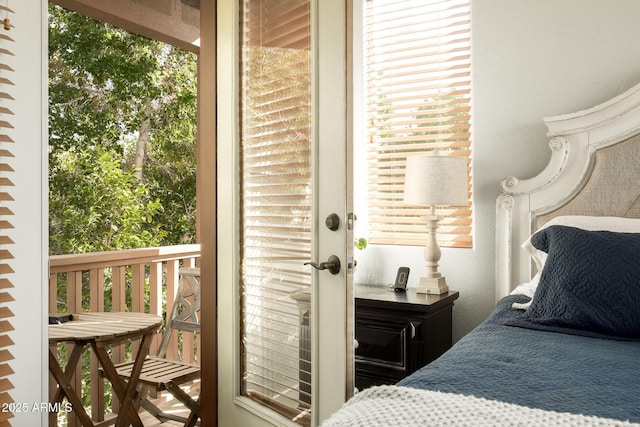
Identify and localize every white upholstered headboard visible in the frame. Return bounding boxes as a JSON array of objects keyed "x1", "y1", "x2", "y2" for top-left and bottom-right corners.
[{"x1": 495, "y1": 83, "x2": 640, "y2": 301}]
